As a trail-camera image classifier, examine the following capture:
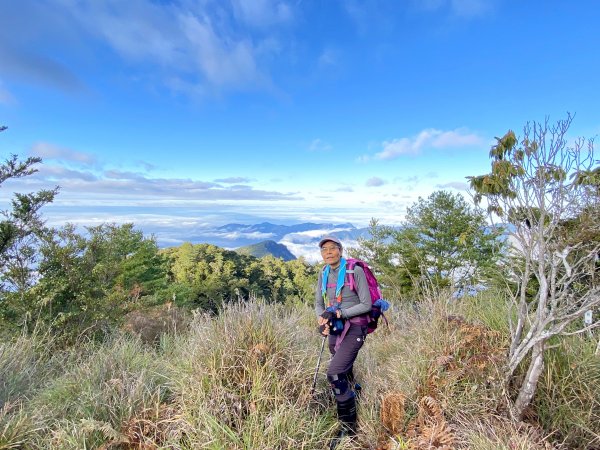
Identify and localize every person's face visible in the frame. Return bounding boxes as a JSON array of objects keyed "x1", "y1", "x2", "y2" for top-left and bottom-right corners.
[{"x1": 320, "y1": 242, "x2": 342, "y2": 268}]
